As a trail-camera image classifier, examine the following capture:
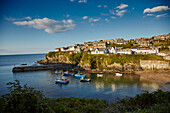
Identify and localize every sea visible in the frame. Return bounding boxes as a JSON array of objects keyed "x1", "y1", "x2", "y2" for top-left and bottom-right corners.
[{"x1": 0, "y1": 54, "x2": 160, "y2": 103}]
